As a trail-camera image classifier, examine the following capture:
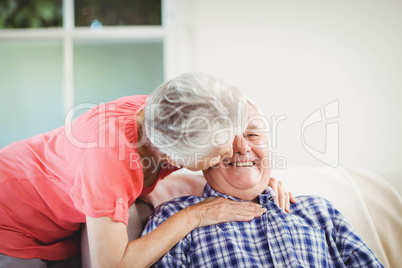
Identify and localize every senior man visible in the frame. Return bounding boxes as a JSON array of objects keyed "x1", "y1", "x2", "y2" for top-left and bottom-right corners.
[{"x1": 142, "y1": 102, "x2": 383, "y2": 267}]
